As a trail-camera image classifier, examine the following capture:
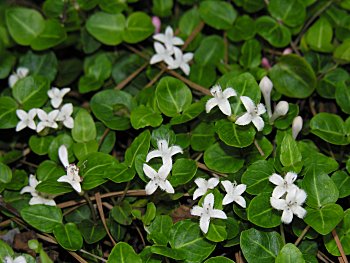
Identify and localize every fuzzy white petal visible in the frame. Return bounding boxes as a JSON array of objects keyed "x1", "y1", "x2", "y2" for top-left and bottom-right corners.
[
  {"x1": 272, "y1": 186, "x2": 286, "y2": 199},
  {"x1": 285, "y1": 172, "x2": 297, "y2": 184},
  {"x1": 205, "y1": 98, "x2": 218, "y2": 113},
  {"x1": 235, "y1": 112, "x2": 253, "y2": 126},
  {"x1": 16, "y1": 109, "x2": 27, "y2": 120},
  {"x1": 221, "y1": 180, "x2": 233, "y2": 195},
  {"x1": 63, "y1": 117, "x2": 74, "y2": 129},
  {"x1": 270, "y1": 197, "x2": 287, "y2": 210},
  {"x1": 222, "y1": 88, "x2": 237, "y2": 99},
  {"x1": 281, "y1": 209, "x2": 293, "y2": 224},
  {"x1": 58, "y1": 145, "x2": 69, "y2": 167},
  {"x1": 146, "y1": 150, "x2": 163, "y2": 162},
  {"x1": 143, "y1": 164, "x2": 157, "y2": 180},
  {"x1": 16, "y1": 121, "x2": 27, "y2": 132},
  {"x1": 217, "y1": 99, "x2": 232, "y2": 116},
  {"x1": 240, "y1": 96, "x2": 255, "y2": 112},
  {"x1": 199, "y1": 214, "x2": 210, "y2": 234},
  {"x1": 269, "y1": 173, "x2": 284, "y2": 186},
  {"x1": 252, "y1": 116, "x2": 265, "y2": 131},
  {"x1": 234, "y1": 196, "x2": 246, "y2": 208},
  {"x1": 9, "y1": 75, "x2": 19, "y2": 88},
  {"x1": 193, "y1": 188, "x2": 207, "y2": 200},
  {"x1": 191, "y1": 206, "x2": 204, "y2": 216},
  {"x1": 207, "y1": 178, "x2": 219, "y2": 189},
  {"x1": 203, "y1": 193, "x2": 214, "y2": 208},
  {"x1": 210, "y1": 209, "x2": 227, "y2": 219},
  {"x1": 145, "y1": 180, "x2": 158, "y2": 195},
  {"x1": 292, "y1": 206, "x2": 307, "y2": 219}
]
